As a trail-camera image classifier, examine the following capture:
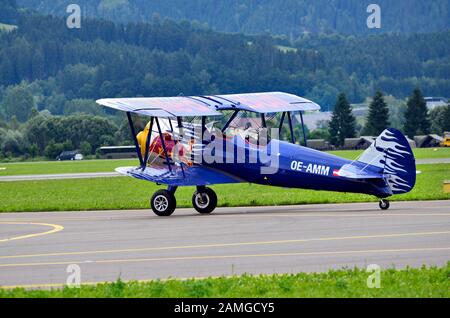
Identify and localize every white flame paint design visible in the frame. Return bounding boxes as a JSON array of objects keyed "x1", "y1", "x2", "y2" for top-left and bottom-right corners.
[{"x1": 358, "y1": 129, "x2": 415, "y2": 194}]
